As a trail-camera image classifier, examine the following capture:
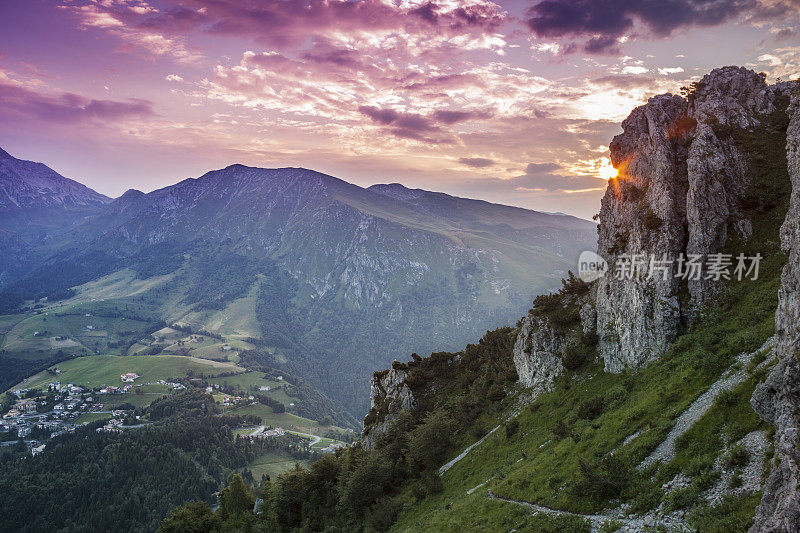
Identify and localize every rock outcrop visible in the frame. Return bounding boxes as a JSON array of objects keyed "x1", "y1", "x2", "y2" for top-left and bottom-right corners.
[
  {"x1": 595, "y1": 93, "x2": 690, "y2": 371},
  {"x1": 361, "y1": 365, "x2": 416, "y2": 449},
  {"x1": 512, "y1": 291, "x2": 596, "y2": 395},
  {"x1": 595, "y1": 67, "x2": 791, "y2": 372},
  {"x1": 513, "y1": 314, "x2": 566, "y2": 395},
  {"x1": 749, "y1": 93, "x2": 800, "y2": 533},
  {"x1": 513, "y1": 66, "x2": 794, "y2": 396}
]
